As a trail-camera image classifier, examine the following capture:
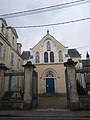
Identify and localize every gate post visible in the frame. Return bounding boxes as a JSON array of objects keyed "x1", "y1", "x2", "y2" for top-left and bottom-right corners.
[
  {"x1": 64, "y1": 59, "x2": 79, "y2": 110},
  {"x1": 0, "y1": 63, "x2": 8, "y2": 99},
  {"x1": 22, "y1": 61, "x2": 36, "y2": 109}
]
